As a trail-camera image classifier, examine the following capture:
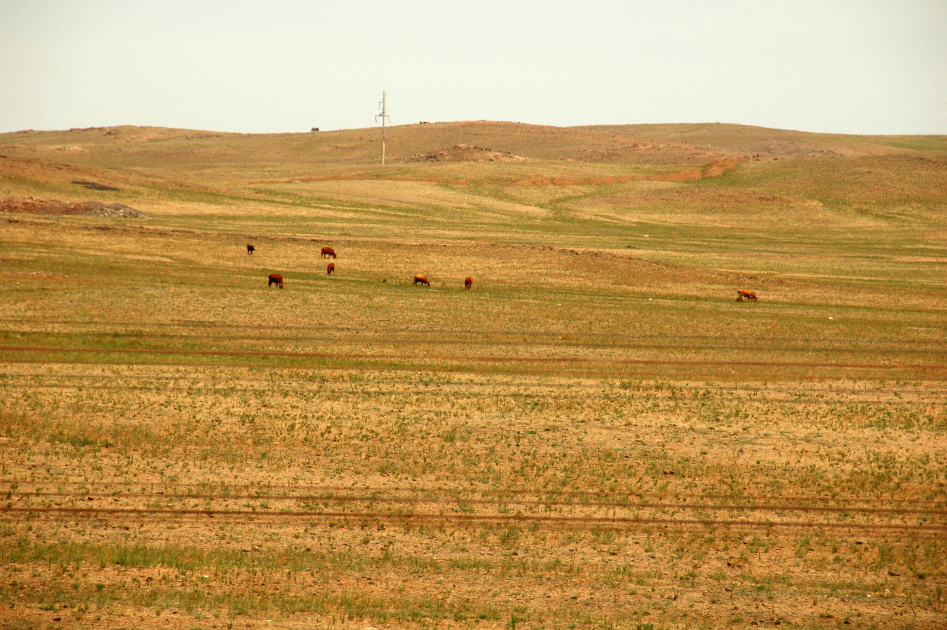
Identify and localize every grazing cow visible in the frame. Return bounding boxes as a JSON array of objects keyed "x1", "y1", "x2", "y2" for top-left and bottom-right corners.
[
  {"x1": 413, "y1": 274, "x2": 430, "y2": 287},
  {"x1": 246, "y1": 244, "x2": 255, "y2": 255},
  {"x1": 464, "y1": 276, "x2": 473, "y2": 291},
  {"x1": 736, "y1": 289, "x2": 758, "y2": 302},
  {"x1": 327, "y1": 262, "x2": 335, "y2": 275},
  {"x1": 268, "y1": 273, "x2": 284, "y2": 288},
  {"x1": 321, "y1": 246, "x2": 336, "y2": 259}
]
